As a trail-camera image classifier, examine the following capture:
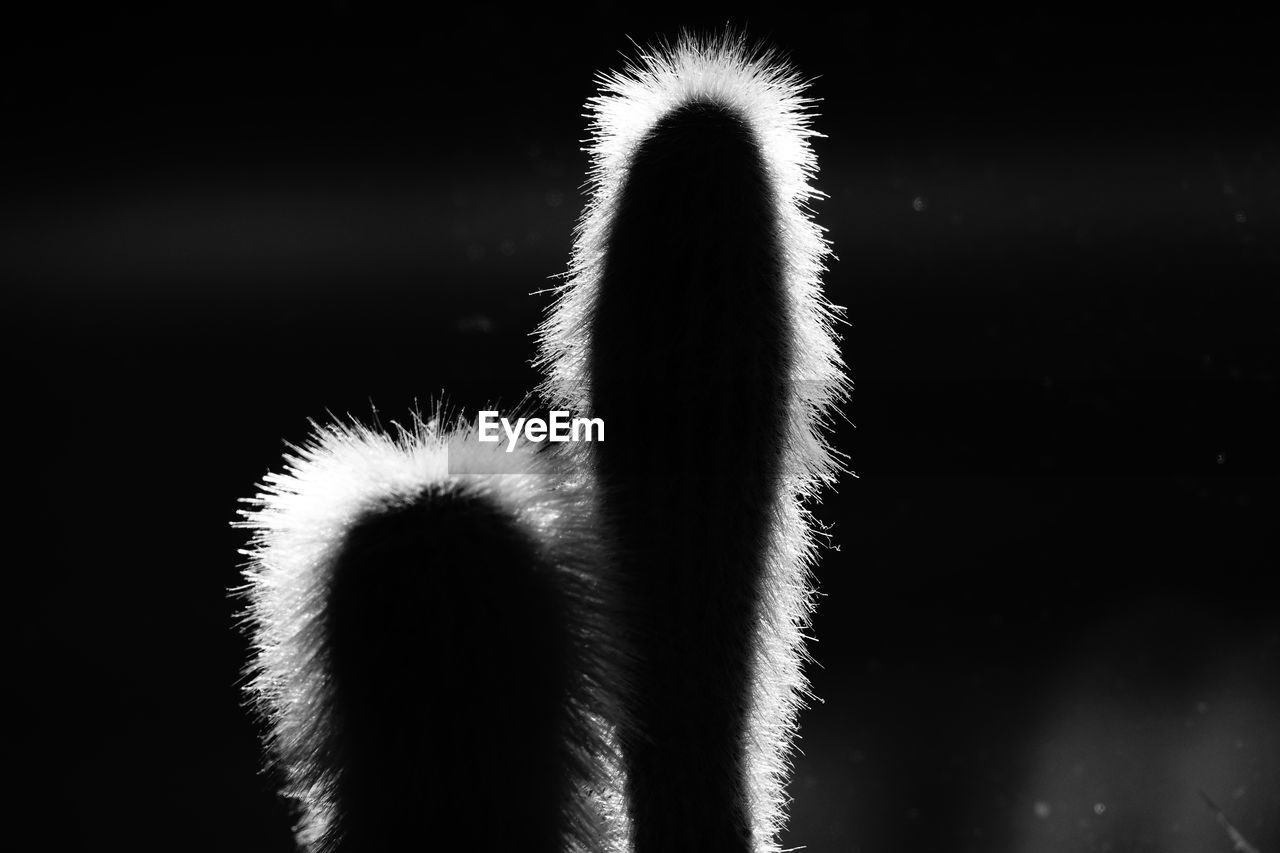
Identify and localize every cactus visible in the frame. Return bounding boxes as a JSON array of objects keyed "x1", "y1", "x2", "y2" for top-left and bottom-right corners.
[
  {"x1": 236, "y1": 419, "x2": 628, "y2": 852},
  {"x1": 238, "y1": 32, "x2": 846, "y2": 853},
  {"x1": 536, "y1": 33, "x2": 848, "y2": 852}
]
